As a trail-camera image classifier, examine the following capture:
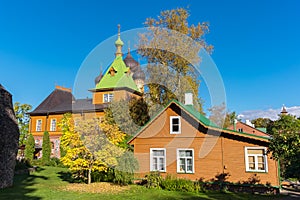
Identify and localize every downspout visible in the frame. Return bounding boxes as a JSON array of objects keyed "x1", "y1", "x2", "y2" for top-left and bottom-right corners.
[
  {"x1": 221, "y1": 136, "x2": 224, "y2": 174},
  {"x1": 45, "y1": 112, "x2": 49, "y2": 132}
]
